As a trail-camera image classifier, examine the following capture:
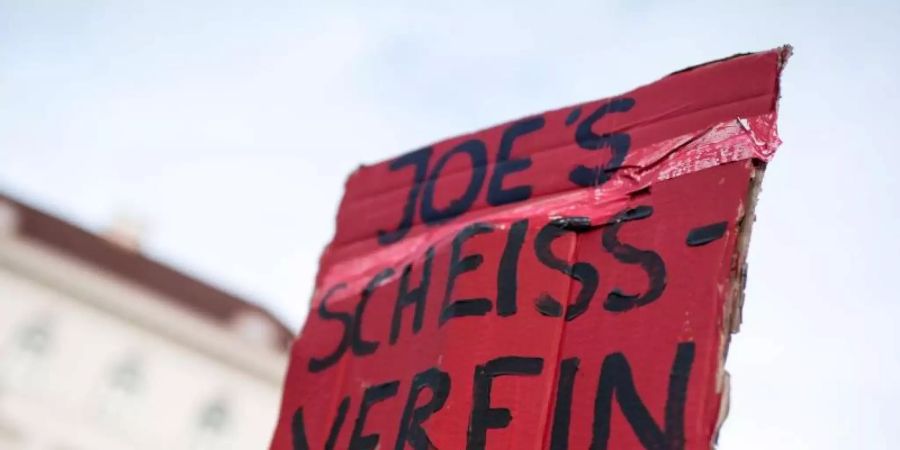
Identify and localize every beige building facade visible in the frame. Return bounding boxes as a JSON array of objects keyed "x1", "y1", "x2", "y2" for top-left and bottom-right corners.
[{"x1": 0, "y1": 194, "x2": 292, "y2": 449}]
